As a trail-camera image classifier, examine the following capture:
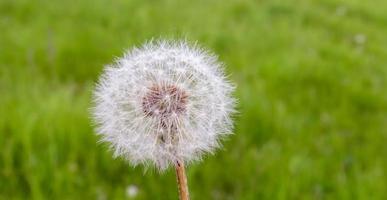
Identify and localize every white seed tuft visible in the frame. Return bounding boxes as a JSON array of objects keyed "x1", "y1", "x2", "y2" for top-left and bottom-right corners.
[{"x1": 92, "y1": 40, "x2": 236, "y2": 171}]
